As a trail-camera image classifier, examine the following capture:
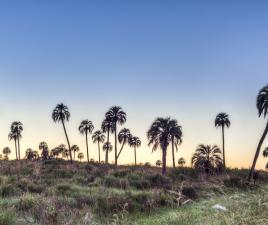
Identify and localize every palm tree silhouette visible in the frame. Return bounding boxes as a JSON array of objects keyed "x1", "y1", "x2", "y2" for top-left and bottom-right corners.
[
  {"x1": 156, "y1": 160, "x2": 162, "y2": 167},
  {"x1": 92, "y1": 130, "x2": 105, "y2": 163},
  {"x1": 79, "y1": 119, "x2": 94, "y2": 163},
  {"x1": 248, "y1": 84, "x2": 268, "y2": 181},
  {"x1": 117, "y1": 128, "x2": 132, "y2": 162},
  {"x1": 192, "y1": 144, "x2": 222, "y2": 174},
  {"x1": 52, "y1": 103, "x2": 73, "y2": 163},
  {"x1": 263, "y1": 147, "x2": 268, "y2": 170},
  {"x1": 25, "y1": 148, "x2": 35, "y2": 160},
  {"x1": 178, "y1": 157, "x2": 186, "y2": 167},
  {"x1": 102, "y1": 117, "x2": 114, "y2": 164},
  {"x1": 170, "y1": 120, "x2": 182, "y2": 168},
  {"x1": 215, "y1": 112, "x2": 230, "y2": 168},
  {"x1": 78, "y1": 152, "x2": 84, "y2": 162},
  {"x1": 39, "y1": 142, "x2": 49, "y2": 160},
  {"x1": 105, "y1": 106, "x2": 126, "y2": 165},
  {"x1": 147, "y1": 117, "x2": 176, "y2": 175},
  {"x1": 71, "y1": 145, "x2": 80, "y2": 161},
  {"x1": 8, "y1": 131, "x2": 18, "y2": 160},
  {"x1": 2, "y1": 147, "x2": 11, "y2": 160},
  {"x1": 129, "y1": 136, "x2": 141, "y2": 166},
  {"x1": 103, "y1": 142, "x2": 113, "y2": 163},
  {"x1": 10, "y1": 121, "x2": 23, "y2": 160}
]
